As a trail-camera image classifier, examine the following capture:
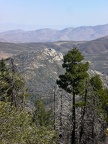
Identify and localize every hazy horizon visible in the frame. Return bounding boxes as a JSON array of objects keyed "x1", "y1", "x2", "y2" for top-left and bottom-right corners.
[{"x1": 0, "y1": 0, "x2": 108, "y2": 31}]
